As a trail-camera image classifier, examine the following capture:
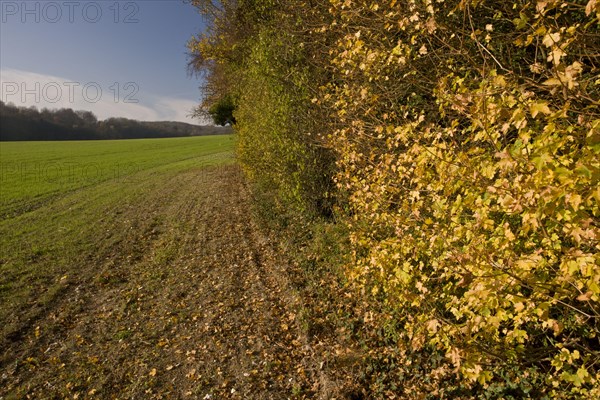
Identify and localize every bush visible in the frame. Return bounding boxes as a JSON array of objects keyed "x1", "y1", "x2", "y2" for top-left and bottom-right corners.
[
  {"x1": 208, "y1": 95, "x2": 236, "y2": 126},
  {"x1": 319, "y1": 0, "x2": 599, "y2": 397},
  {"x1": 190, "y1": 0, "x2": 600, "y2": 397}
]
